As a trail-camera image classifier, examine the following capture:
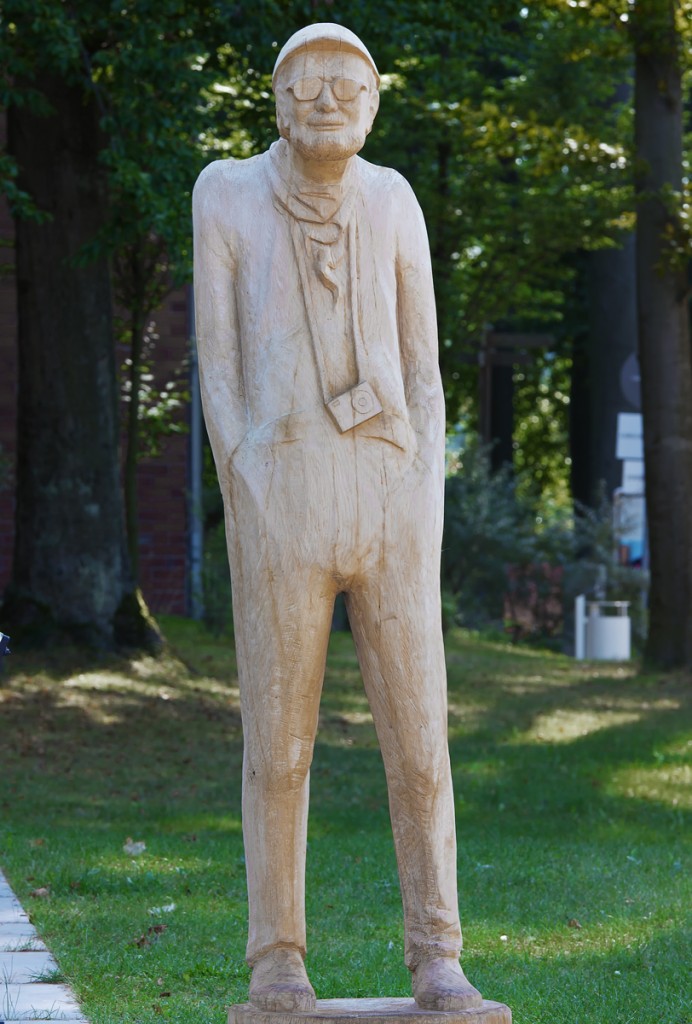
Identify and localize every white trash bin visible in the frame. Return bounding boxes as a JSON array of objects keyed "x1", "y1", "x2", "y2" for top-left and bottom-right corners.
[{"x1": 584, "y1": 601, "x2": 631, "y2": 661}]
